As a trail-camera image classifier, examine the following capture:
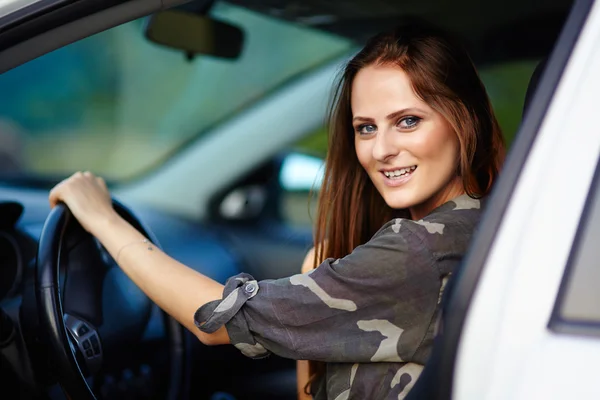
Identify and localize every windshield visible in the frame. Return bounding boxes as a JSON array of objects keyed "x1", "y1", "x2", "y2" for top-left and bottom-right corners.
[{"x1": 0, "y1": 2, "x2": 351, "y2": 185}]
